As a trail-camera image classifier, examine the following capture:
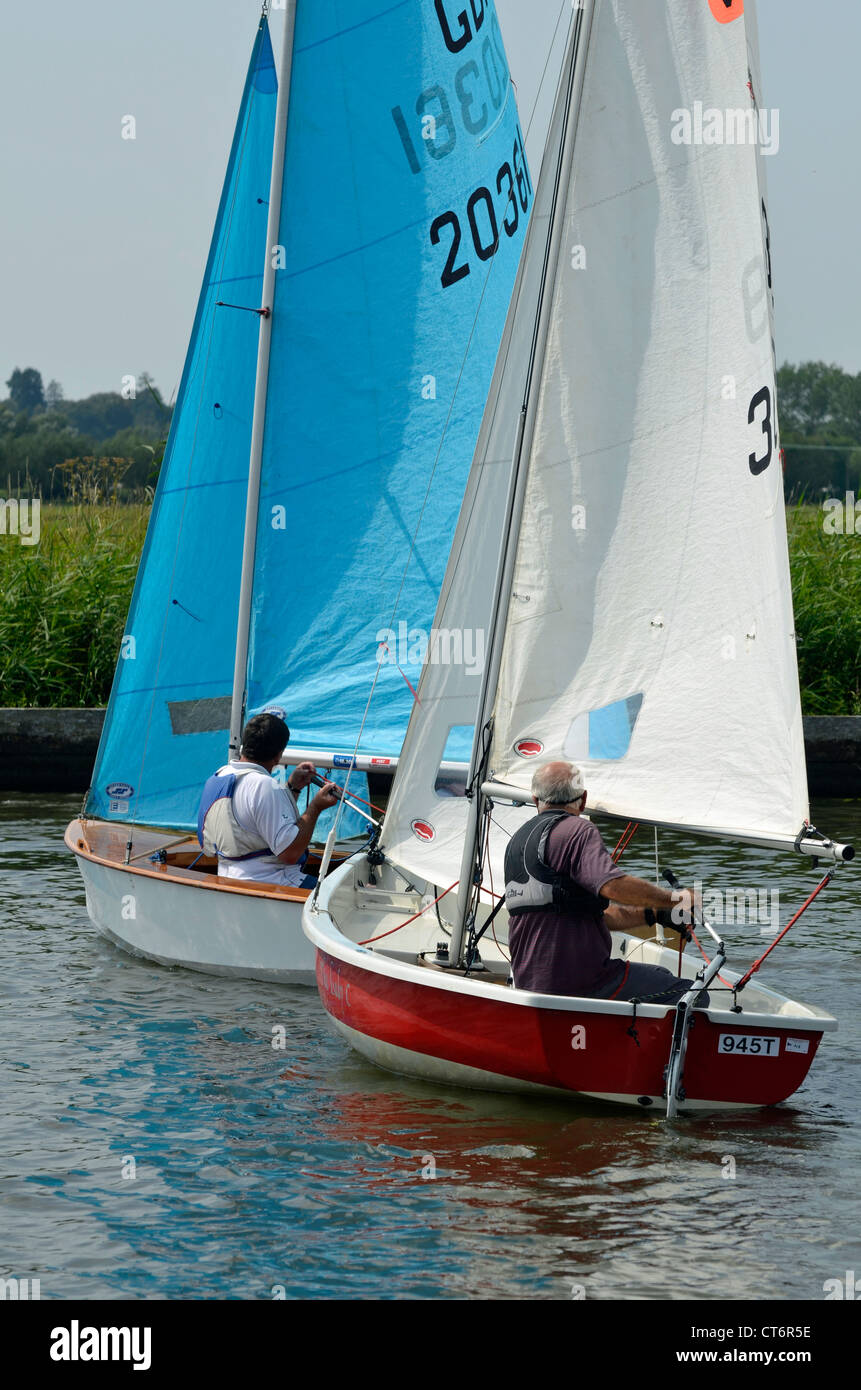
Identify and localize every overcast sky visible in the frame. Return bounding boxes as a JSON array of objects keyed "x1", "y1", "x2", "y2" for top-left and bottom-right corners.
[{"x1": 1, "y1": 0, "x2": 857, "y2": 402}]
